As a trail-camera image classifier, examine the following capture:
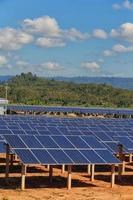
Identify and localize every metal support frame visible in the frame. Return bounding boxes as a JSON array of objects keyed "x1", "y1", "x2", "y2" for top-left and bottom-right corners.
[
  {"x1": 118, "y1": 144, "x2": 124, "y2": 181},
  {"x1": 21, "y1": 164, "x2": 27, "y2": 190},
  {"x1": 90, "y1": 164, "x2": 95, "y2": 182},
  {"x1": 111, "y1": 164, "x2": 115, "y2": 188},
  {"x1": 49, "y1": 165, "x2": 53, "y2": 184},
  {"x1": 87, "y1": 164, "x2": 91, "y2": 175},
  {"x1": 61, "y1": 164, "x2": 65, "y2": 173},
  {"x1": 10, "y1": 154, "x2": 14, "y2": 166},
  {"x1": 129, "y1": 154, "x2": 132, "y2": 163},
  {"x1": 67, "y1": 165, "x2": 72, "y2": 190},
  {"x1": 5, "y1": 144, "x2": 10, "y2": 181}
]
